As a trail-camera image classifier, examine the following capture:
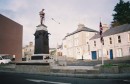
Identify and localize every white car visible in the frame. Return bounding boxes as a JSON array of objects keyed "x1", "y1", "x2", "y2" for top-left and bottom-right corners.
[{"x1": 0, "y1": 56, "x2": 11, "y2": 64}]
